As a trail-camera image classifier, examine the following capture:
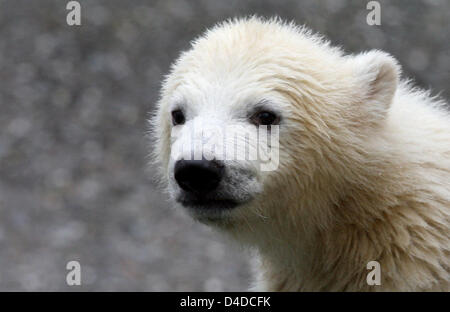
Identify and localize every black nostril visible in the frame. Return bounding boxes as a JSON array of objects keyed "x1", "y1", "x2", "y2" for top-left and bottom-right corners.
[{"x1": 174, "y1": 159, "x2": 224, "y2": 195}]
